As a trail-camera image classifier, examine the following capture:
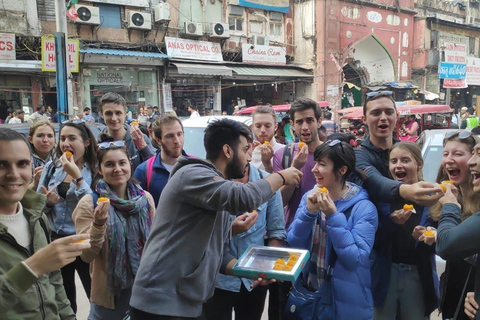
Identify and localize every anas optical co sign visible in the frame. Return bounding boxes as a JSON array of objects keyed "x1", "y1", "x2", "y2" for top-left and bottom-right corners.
[{"x1": 41, "y1": 37, "x2": 79, "y2": 73}]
